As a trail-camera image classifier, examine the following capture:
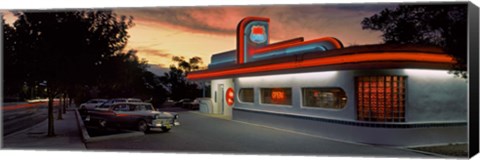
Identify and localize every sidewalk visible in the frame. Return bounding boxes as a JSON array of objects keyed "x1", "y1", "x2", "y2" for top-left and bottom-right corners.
[{"x1": 3, "y1": 108, "x2": 86, "y2": 150}]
